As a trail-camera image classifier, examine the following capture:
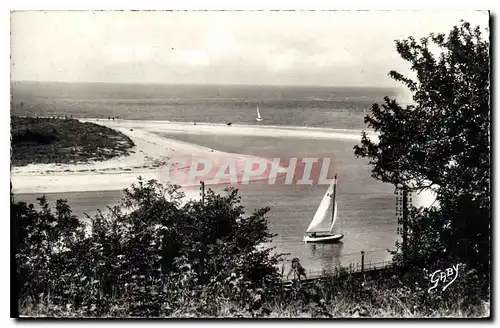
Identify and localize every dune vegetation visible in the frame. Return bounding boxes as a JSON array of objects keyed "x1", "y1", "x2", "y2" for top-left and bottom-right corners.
[{"x1": 10, "y1": 116, "x2": 135, "y2": 167}]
